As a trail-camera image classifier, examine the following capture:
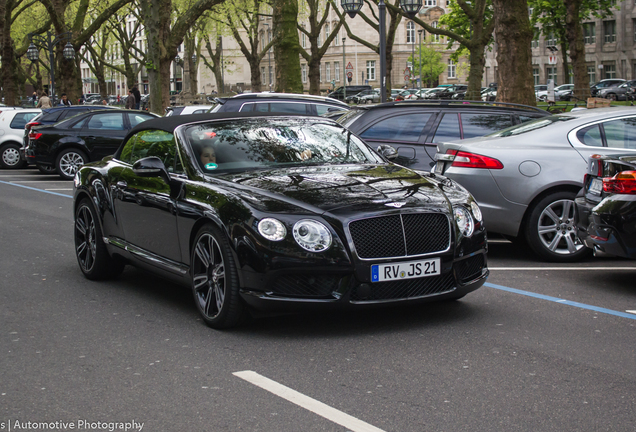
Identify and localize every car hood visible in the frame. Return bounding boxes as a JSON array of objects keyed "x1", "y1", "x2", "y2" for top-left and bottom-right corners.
[{"x1": 215, "y1": 164, "x2": 454, "y2": 215}]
